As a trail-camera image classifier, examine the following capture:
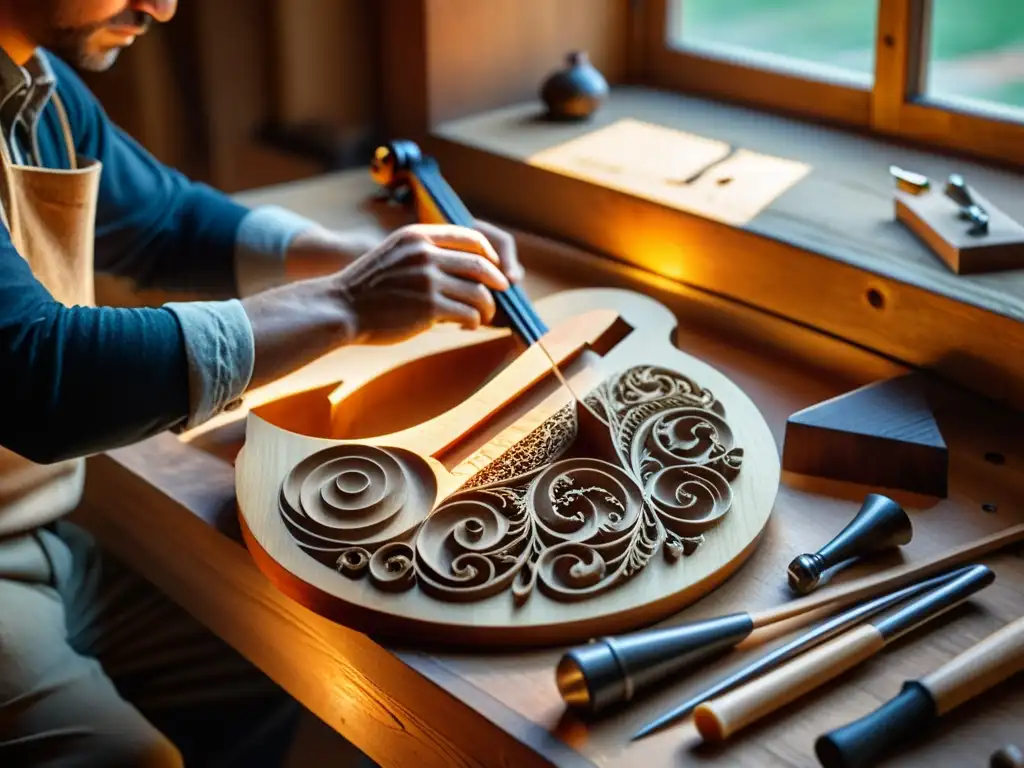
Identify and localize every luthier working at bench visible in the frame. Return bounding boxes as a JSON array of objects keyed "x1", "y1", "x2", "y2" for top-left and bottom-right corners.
[{"x1": 1, "y1": 1, "x2": 1023, "y2": 767}]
